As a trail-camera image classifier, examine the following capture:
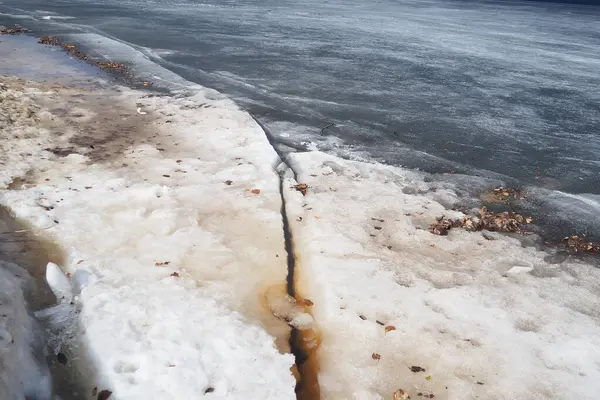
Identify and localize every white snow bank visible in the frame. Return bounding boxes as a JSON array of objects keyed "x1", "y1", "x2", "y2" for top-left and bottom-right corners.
[
  {"x1": 0, "y1": 78, "x2": 295, "y2": 398},
  {"x1": 285, "y1": 151, "x2": 600, "y2": 400},
  {"x1": 0, "y1": 262, "x2": 51, "y2": 400}
]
